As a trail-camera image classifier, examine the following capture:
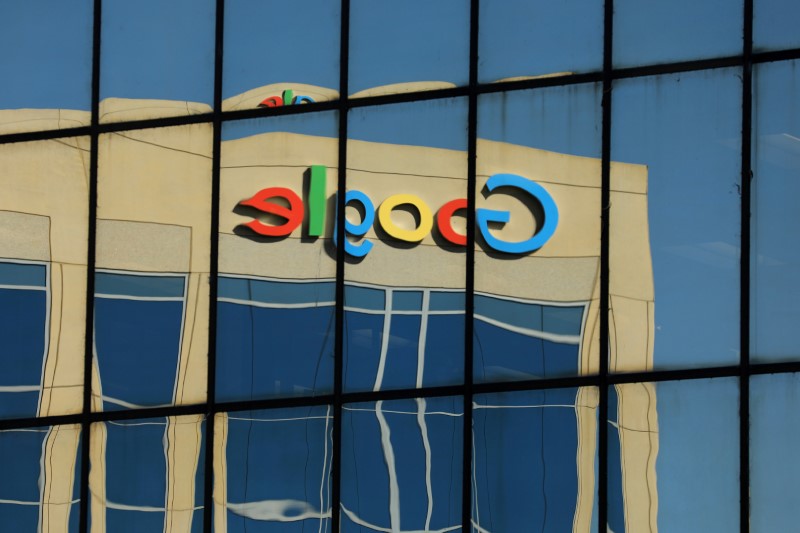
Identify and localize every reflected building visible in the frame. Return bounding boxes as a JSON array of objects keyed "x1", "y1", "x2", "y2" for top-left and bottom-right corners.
[{"x1": 0, "y1": 85, "x2": 657, "y2": 532}]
